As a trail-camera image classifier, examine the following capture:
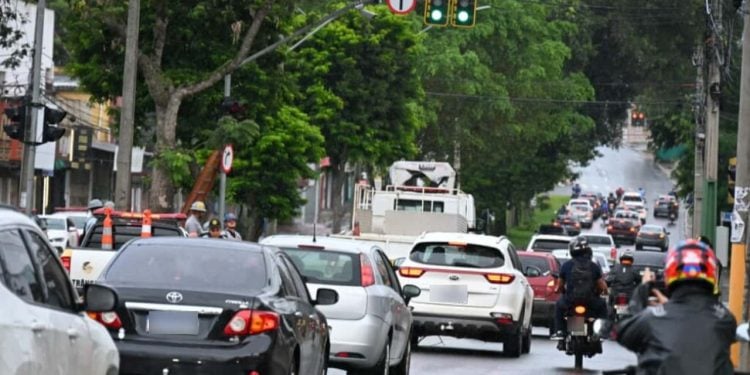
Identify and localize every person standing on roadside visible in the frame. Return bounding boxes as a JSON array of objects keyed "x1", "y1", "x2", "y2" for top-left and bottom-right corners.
[{"x1": 186, "y1": 201, "x2": 207, "y2": 238}]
